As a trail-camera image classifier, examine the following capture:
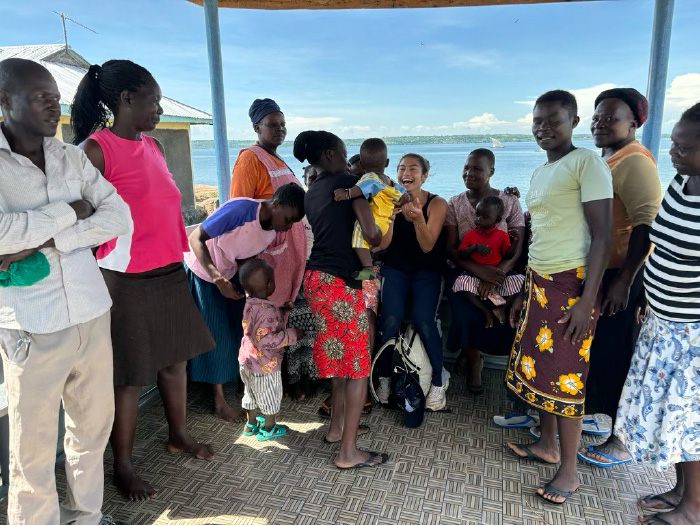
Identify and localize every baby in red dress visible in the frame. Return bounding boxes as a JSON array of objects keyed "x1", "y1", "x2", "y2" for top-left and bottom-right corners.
[{"x1": 453, "y1": 195, "x2": 524, "y2": 326}]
